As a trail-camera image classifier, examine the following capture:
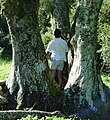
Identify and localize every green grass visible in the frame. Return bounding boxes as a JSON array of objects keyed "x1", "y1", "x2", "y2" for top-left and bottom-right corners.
[
  {"x1": 0, "y1": 58, "x2": 12, "y2": 80},
  {"x1": 18, "y1": 115, "x2": 74, "y2": 120},
  {"x1": 0, "y1": 48, "x2": 12, "y2": 80}
]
